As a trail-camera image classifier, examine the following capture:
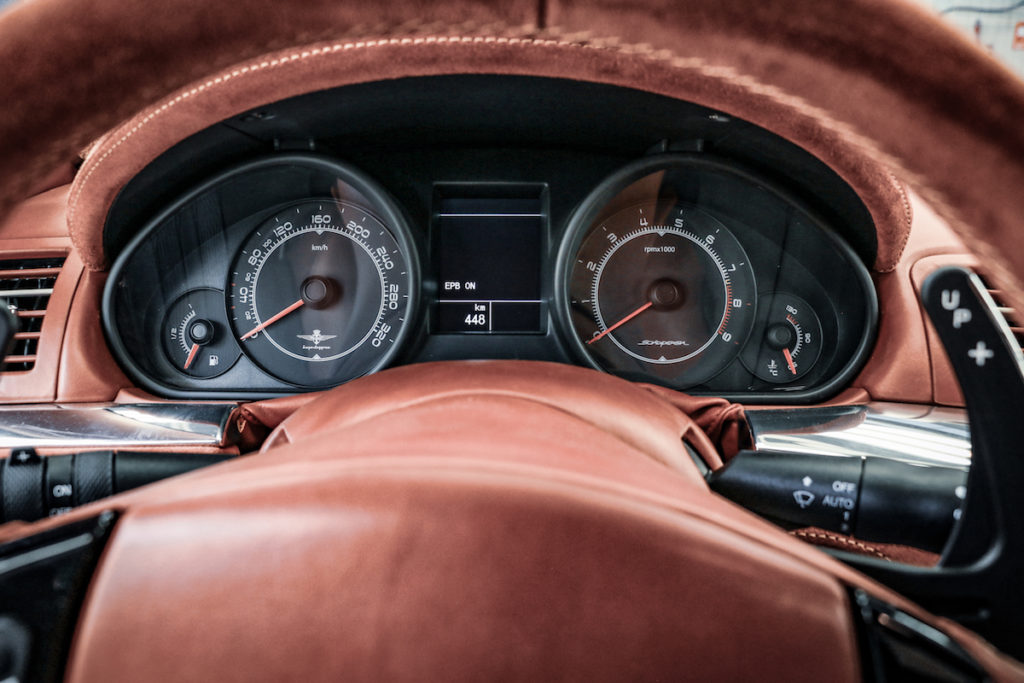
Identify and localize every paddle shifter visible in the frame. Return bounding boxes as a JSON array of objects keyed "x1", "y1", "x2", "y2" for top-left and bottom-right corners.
[{"x1": 711, "y1": 266, "x2": 1024, "y2": 659}]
